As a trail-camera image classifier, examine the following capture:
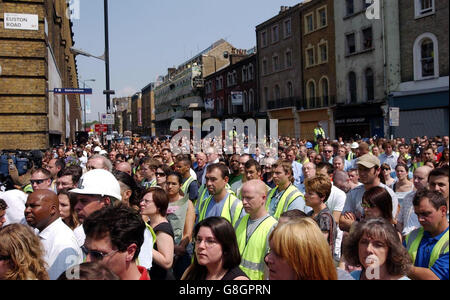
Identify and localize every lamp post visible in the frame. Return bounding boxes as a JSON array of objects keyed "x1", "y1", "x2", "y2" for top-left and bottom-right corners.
[
  {"x1": 70, "y1": 0, "x2": 114, "y2": 151},
  {"x1": 81, "y1": 79, "x2": 96, "y2": 131}
]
